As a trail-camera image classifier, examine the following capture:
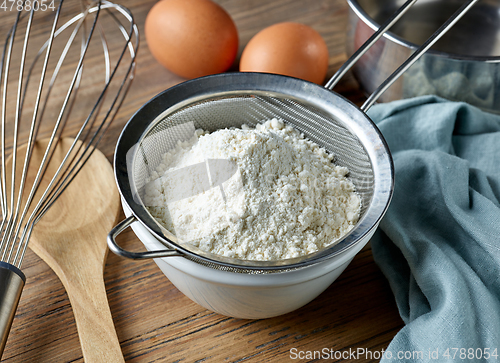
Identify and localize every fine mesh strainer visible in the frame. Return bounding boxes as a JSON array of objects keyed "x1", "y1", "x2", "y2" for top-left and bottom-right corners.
[
  {"x1": 108, "y1": 0, "x2": 477, "y2": 274},
  {"x1": 109, "y1": 73, "x2": 390, "y2": 272}
]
